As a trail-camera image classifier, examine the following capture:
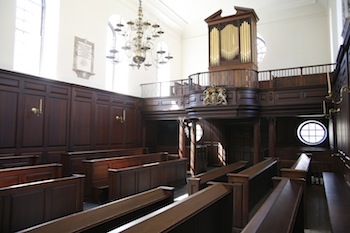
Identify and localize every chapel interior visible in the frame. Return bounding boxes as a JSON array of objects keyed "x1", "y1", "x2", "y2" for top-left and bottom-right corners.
[{"x1": 0, "y1": 0, "x2": 349, "y2": 232}]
